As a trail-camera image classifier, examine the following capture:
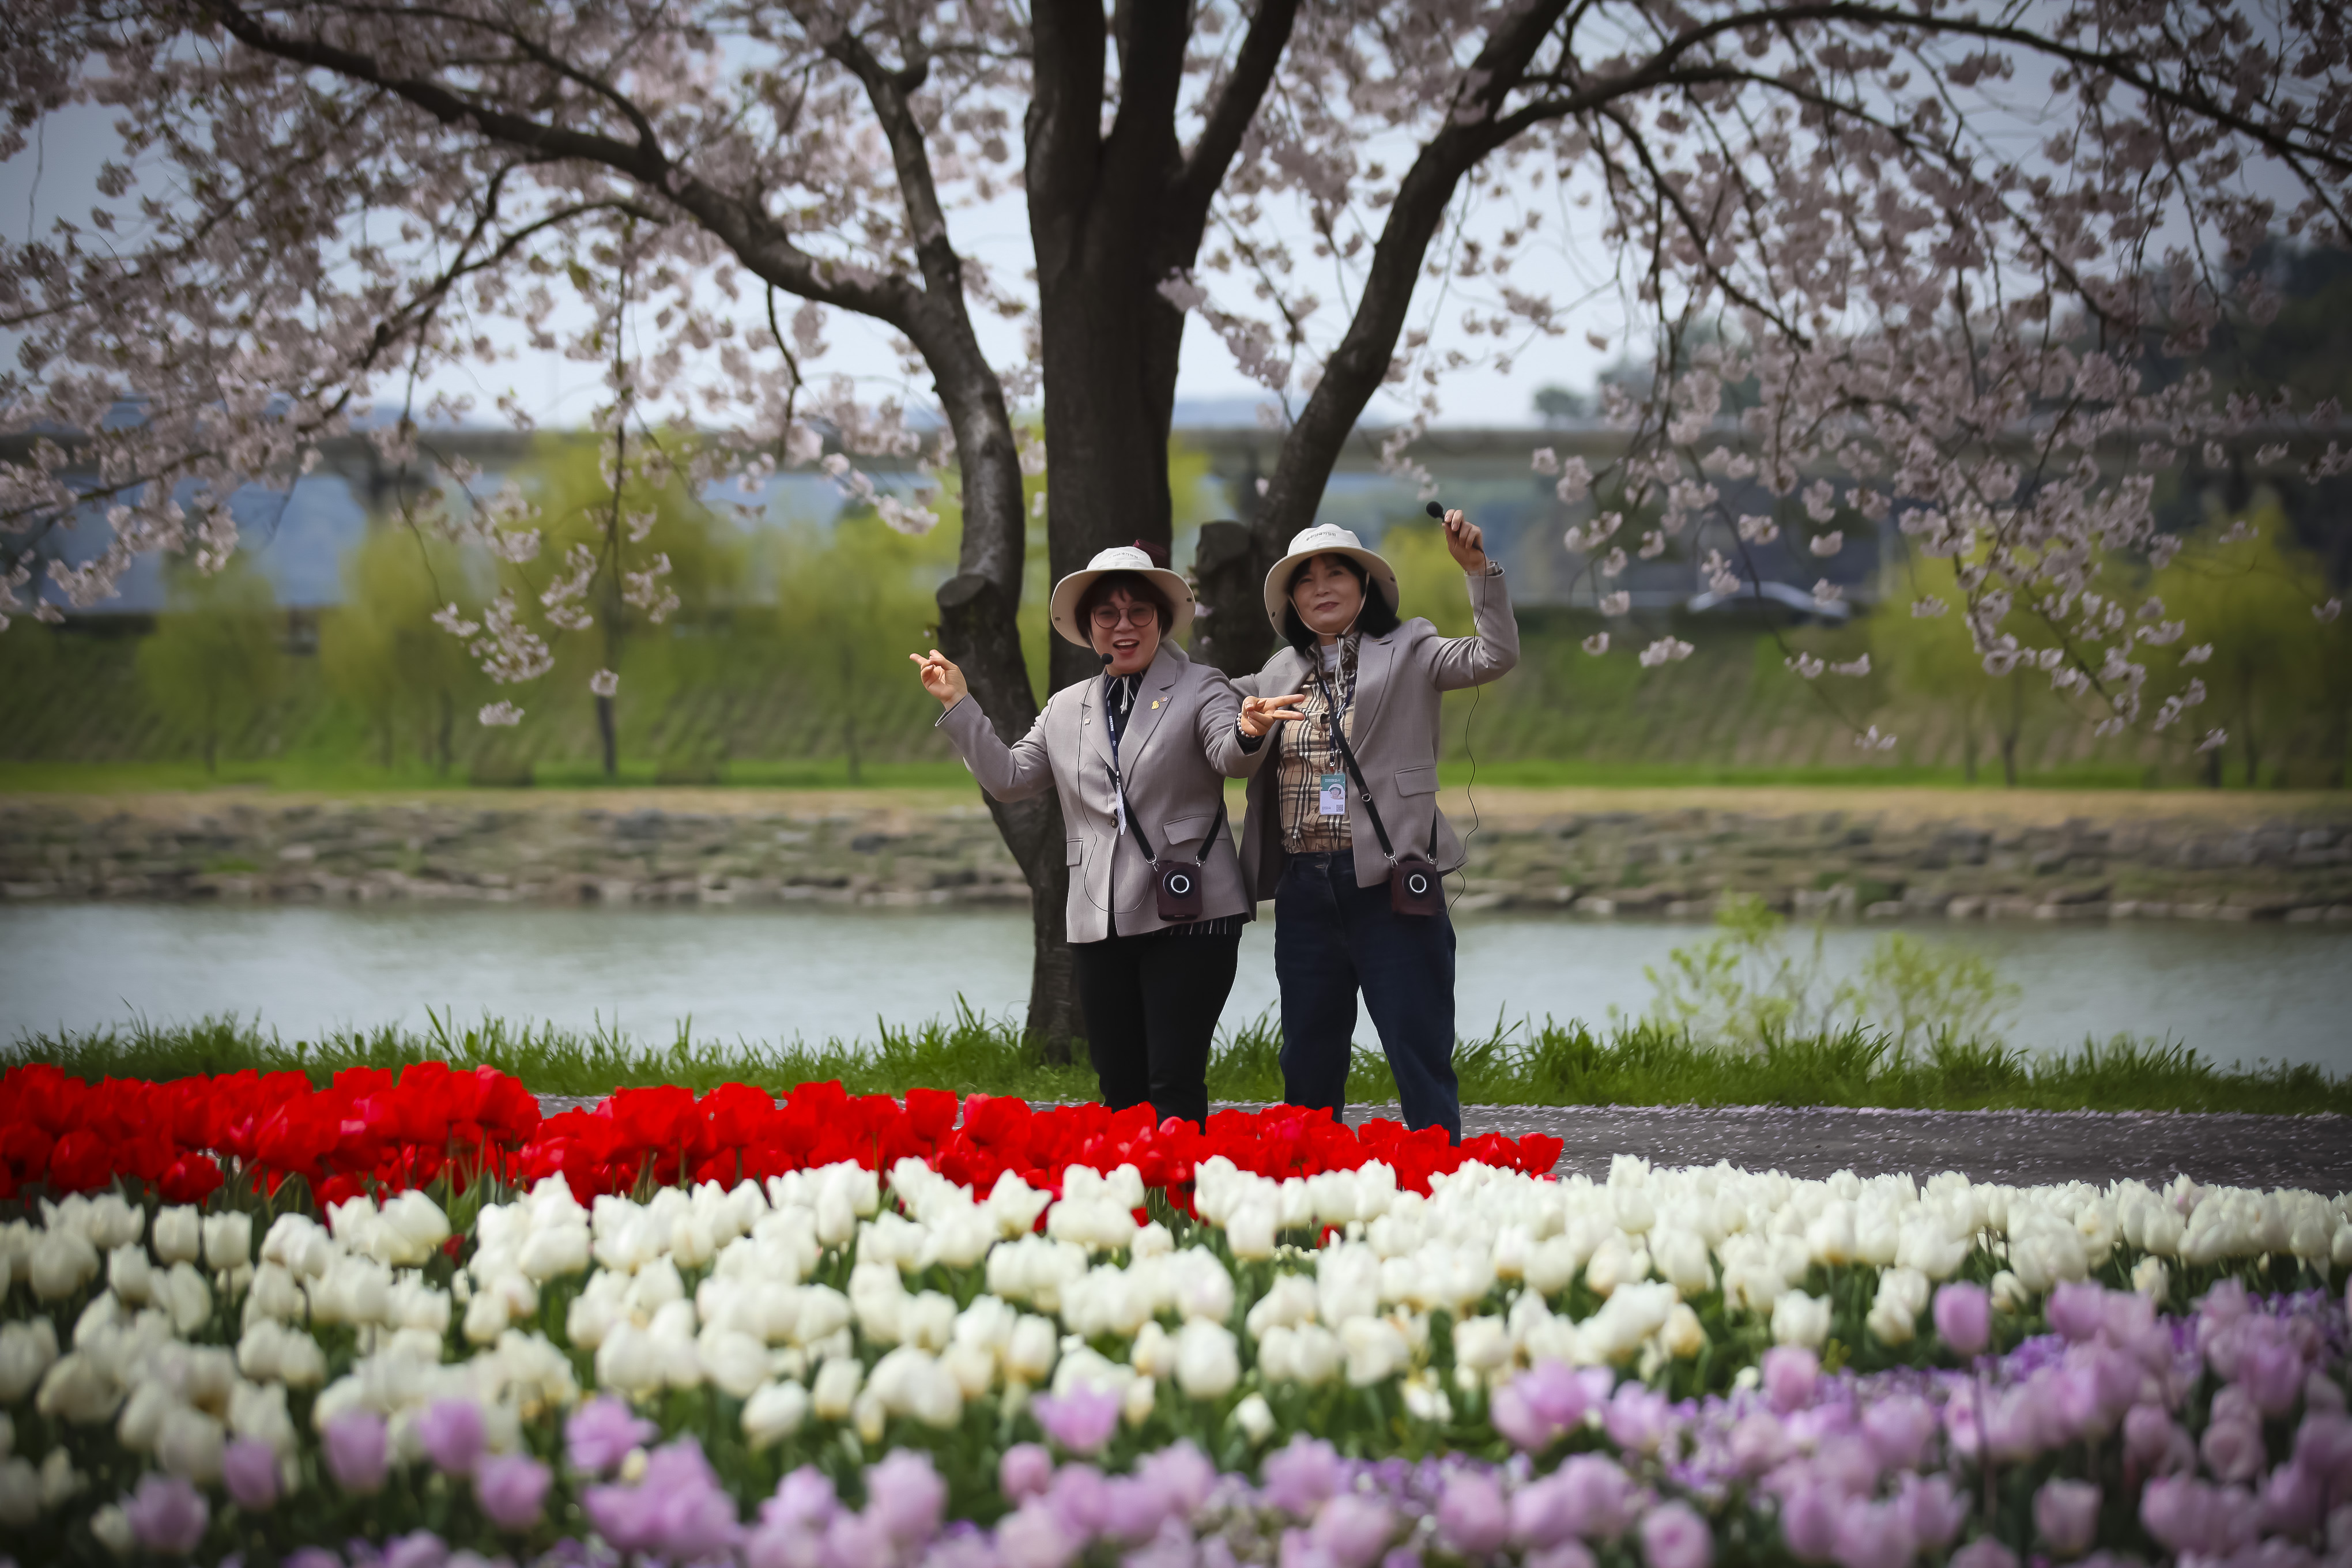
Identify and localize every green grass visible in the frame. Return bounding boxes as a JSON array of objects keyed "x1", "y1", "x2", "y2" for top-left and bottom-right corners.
[
  {"x1": 9, "y1": 1009, "x2": 2345, "y2": 1116},
  {"x1": 1434, "y1": 759, "x2": 2166, "y2": 790}
]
